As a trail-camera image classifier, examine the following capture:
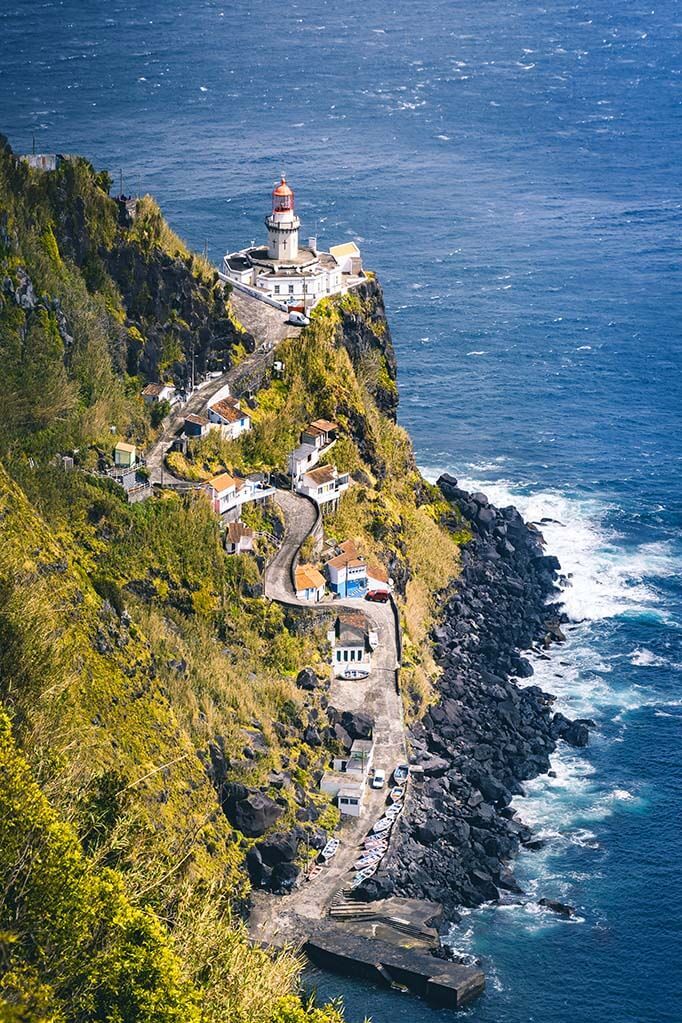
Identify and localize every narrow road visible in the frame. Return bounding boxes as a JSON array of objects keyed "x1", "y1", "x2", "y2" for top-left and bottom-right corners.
[
  {"x1": 146, "y1": 291, "x2": 299, "y2": 484},
  {"x1": 251, "y1": 490, "x2": 406, "y2": 944}
]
